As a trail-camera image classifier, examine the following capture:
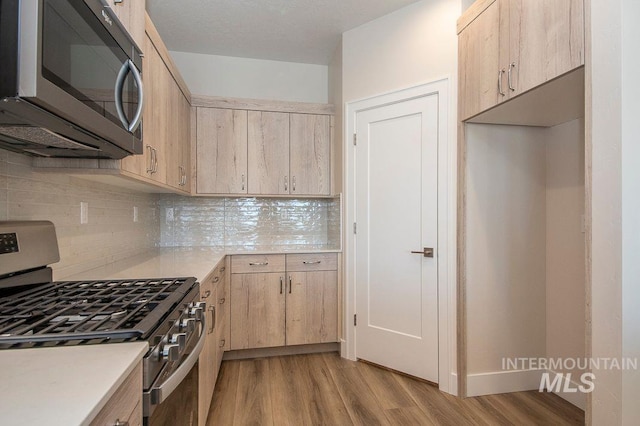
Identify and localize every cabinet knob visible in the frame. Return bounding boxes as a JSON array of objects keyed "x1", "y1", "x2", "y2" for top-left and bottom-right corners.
[{"x1": 114, "y1": 420, "x2": 129, "y2": 426}]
